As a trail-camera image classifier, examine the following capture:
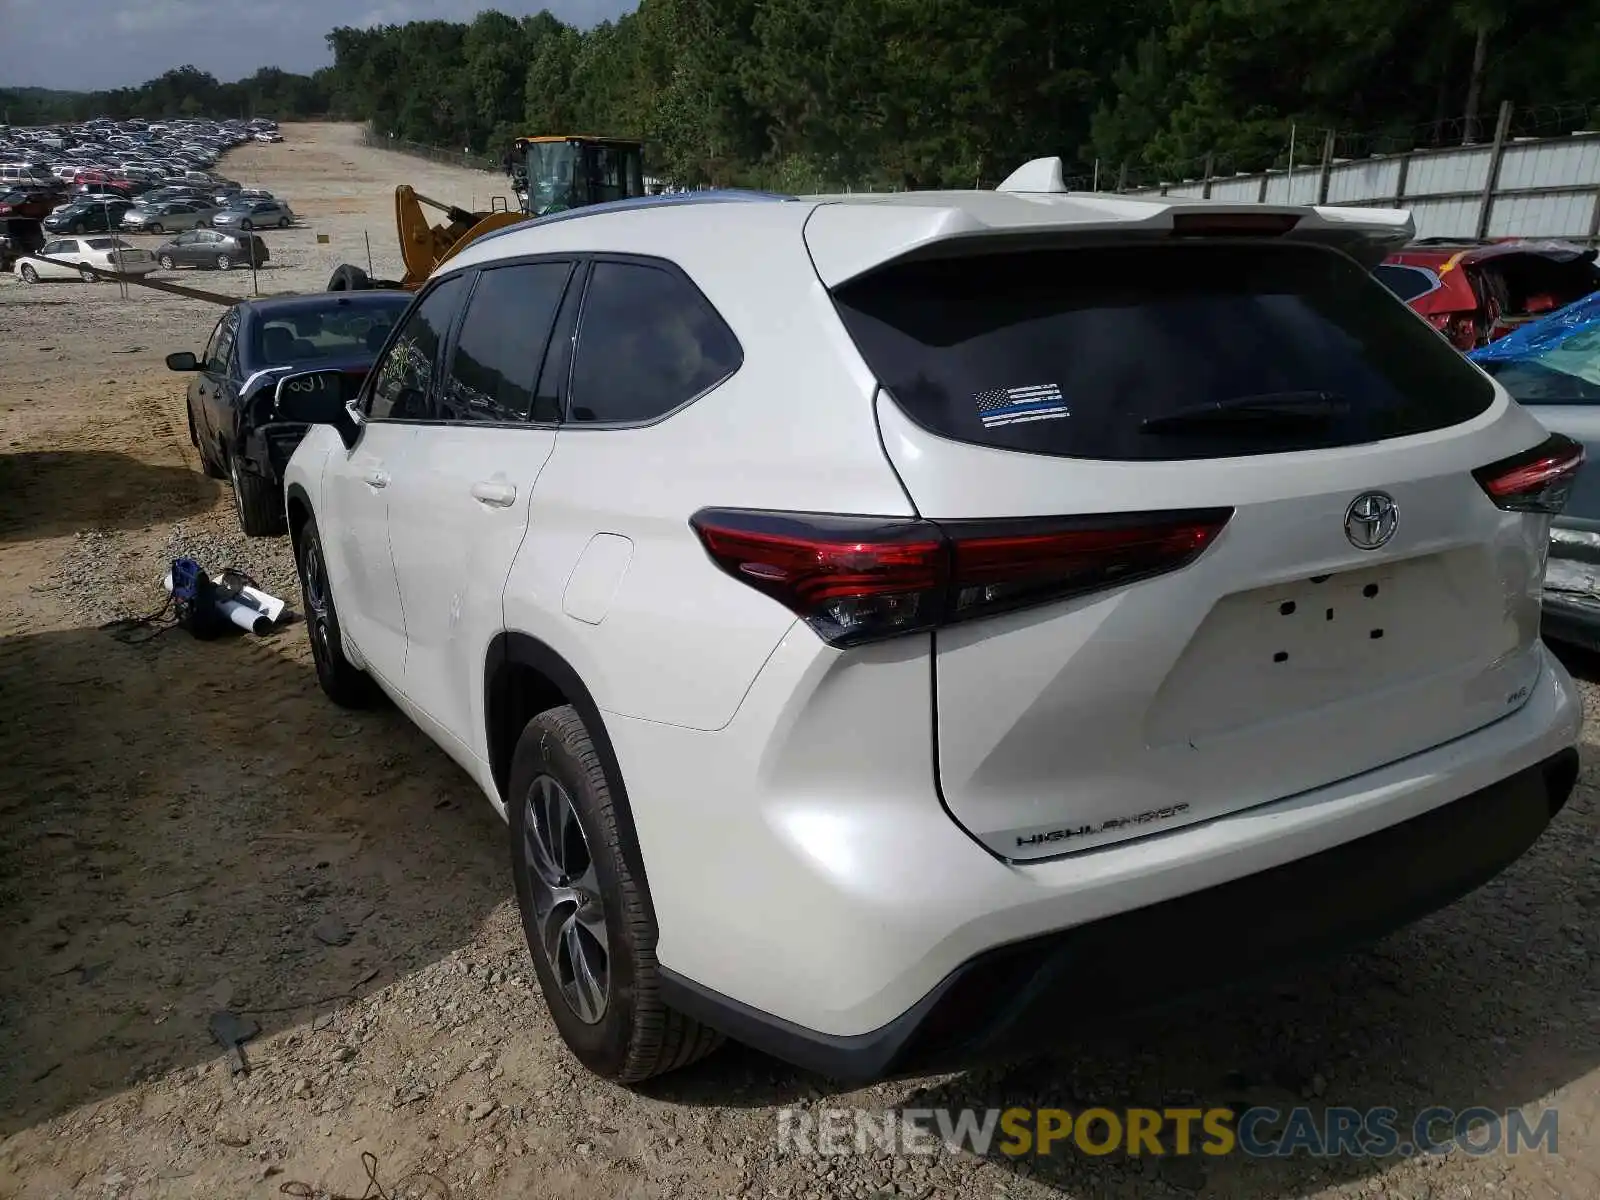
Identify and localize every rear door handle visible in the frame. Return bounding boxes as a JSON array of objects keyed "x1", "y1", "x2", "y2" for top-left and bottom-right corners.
[
  {"x1": 471, "y1": 480, "x2": 516, "y2": 507},
  {"x1": 363, "y1": 469, "x2": 389, "y2": 489}
]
